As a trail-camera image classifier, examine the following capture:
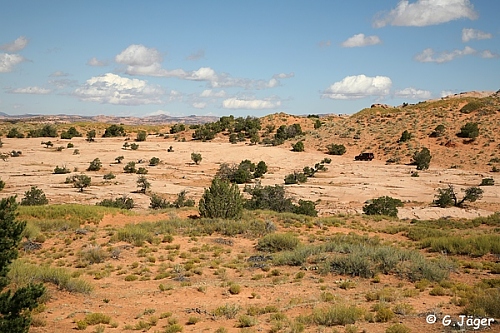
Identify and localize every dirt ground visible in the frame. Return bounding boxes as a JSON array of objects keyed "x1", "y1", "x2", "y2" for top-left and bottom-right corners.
[{"x1": 1, "y1": 136, "x2": 498, "y2": 220}]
